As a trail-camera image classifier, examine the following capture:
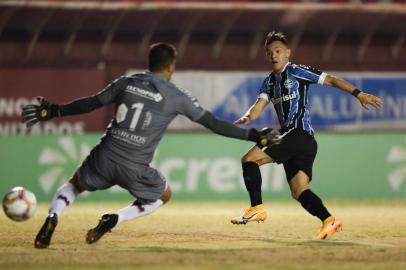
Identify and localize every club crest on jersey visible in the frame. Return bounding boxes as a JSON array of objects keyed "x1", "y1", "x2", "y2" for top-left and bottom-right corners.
[
  {"x1": 271, "y1": 91, "x2": 298, "y2": 104},
  {"x1": 284, "y1": 79, "x2": 294, "y2": 89}
]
